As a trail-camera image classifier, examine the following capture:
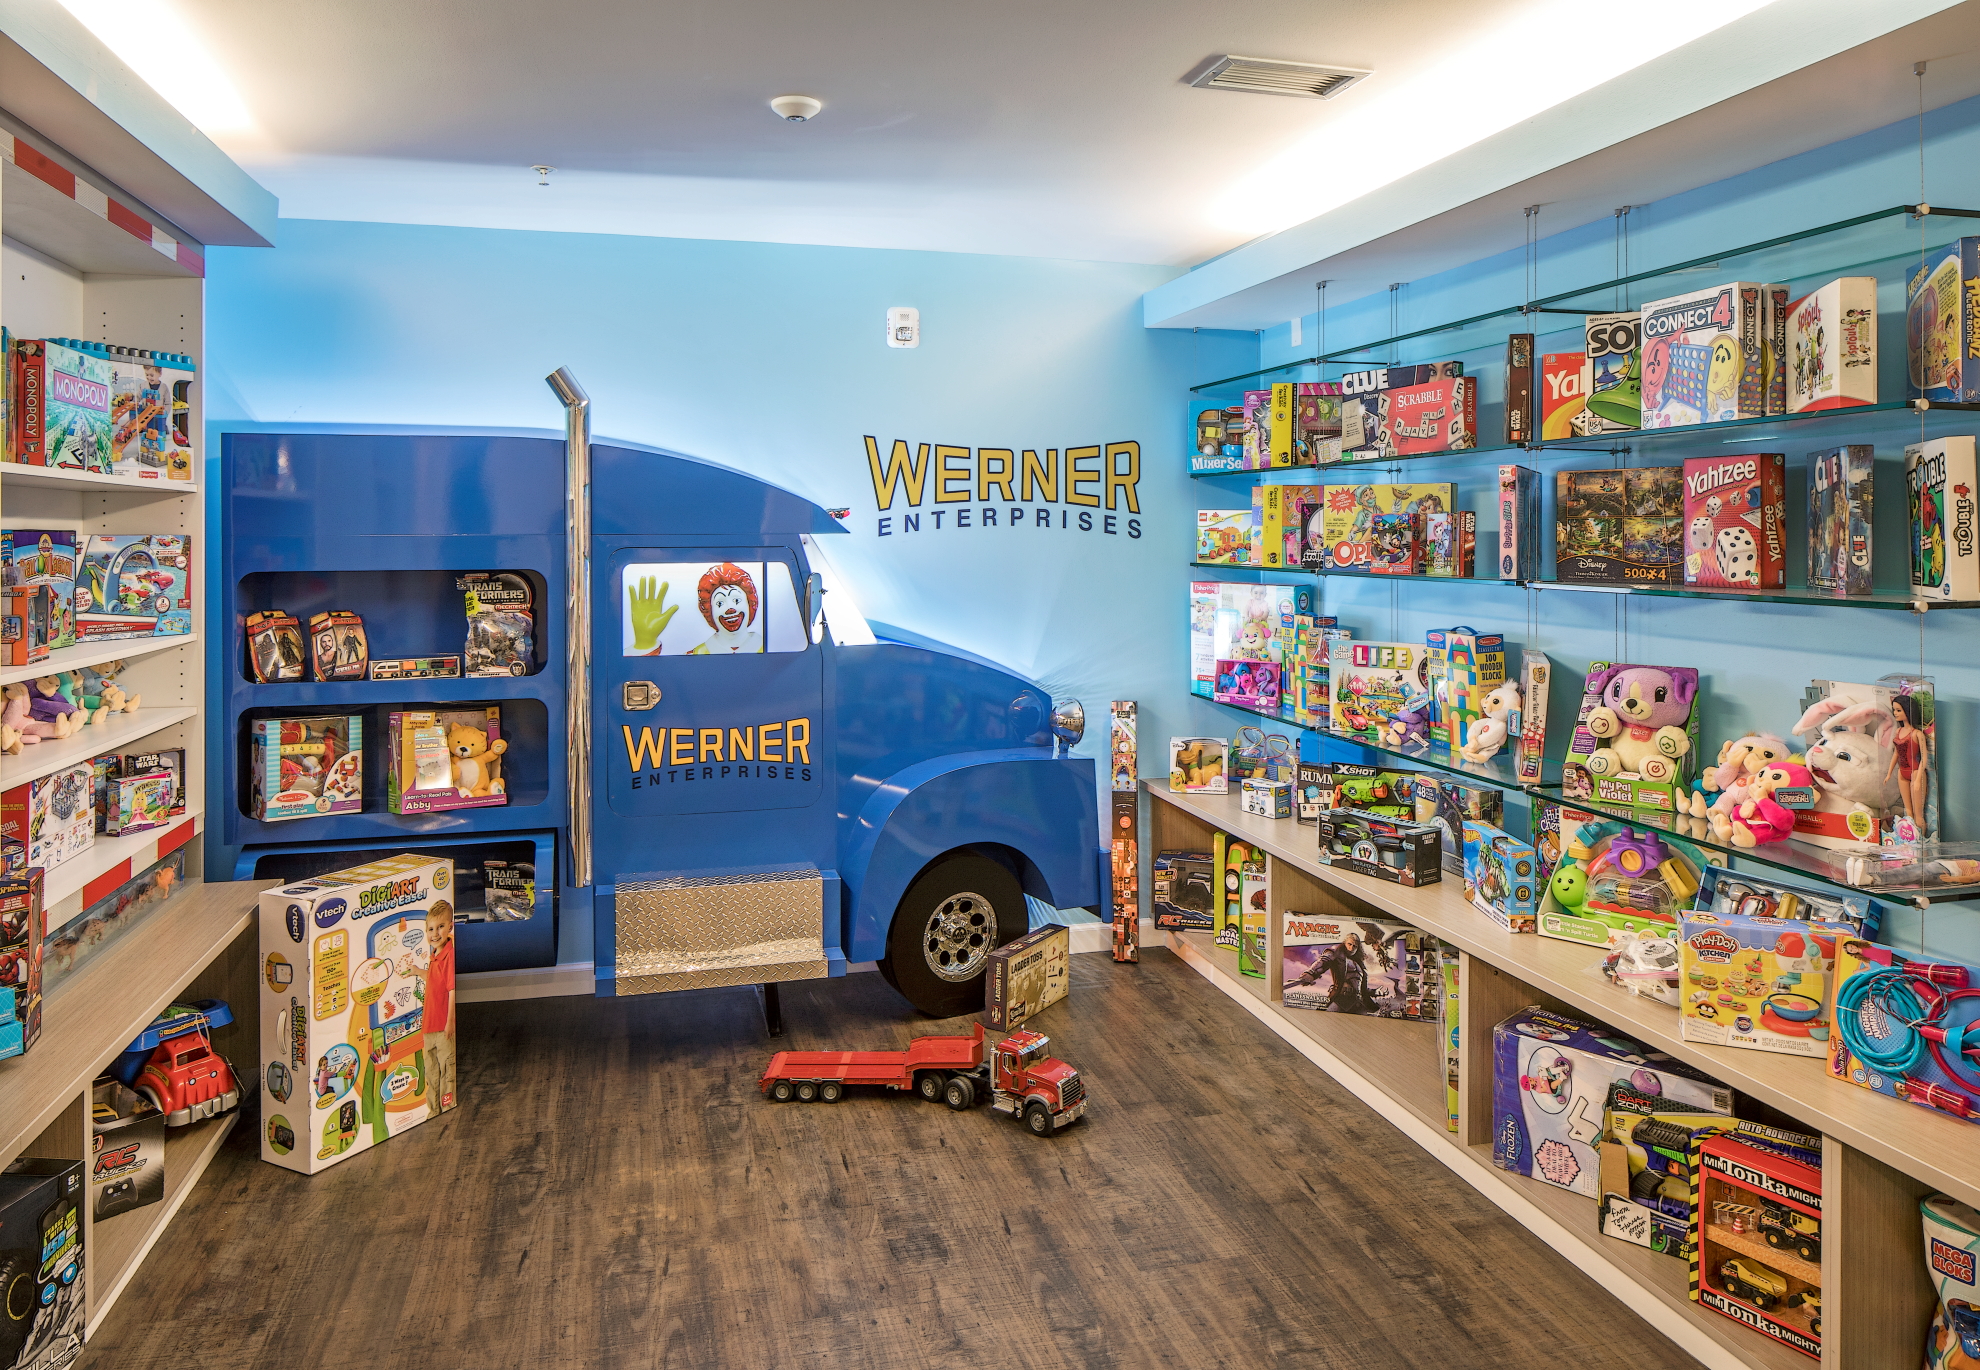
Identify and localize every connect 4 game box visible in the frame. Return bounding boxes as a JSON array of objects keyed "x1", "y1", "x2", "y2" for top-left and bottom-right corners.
[{"x1": 1640, "y1": 283, "x2": 1767, "y2": 428}]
